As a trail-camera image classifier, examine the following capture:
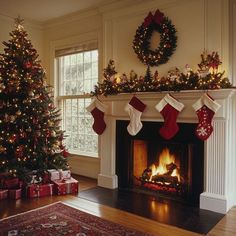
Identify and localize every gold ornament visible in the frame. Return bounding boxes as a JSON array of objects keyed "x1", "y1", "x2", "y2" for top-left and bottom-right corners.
[
  {"x1": 16, "y1": 110, "x2": 21, "y2": 116},
  {"x1": 0, "y1": 145, "x2": 6, "y2": 153}
]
